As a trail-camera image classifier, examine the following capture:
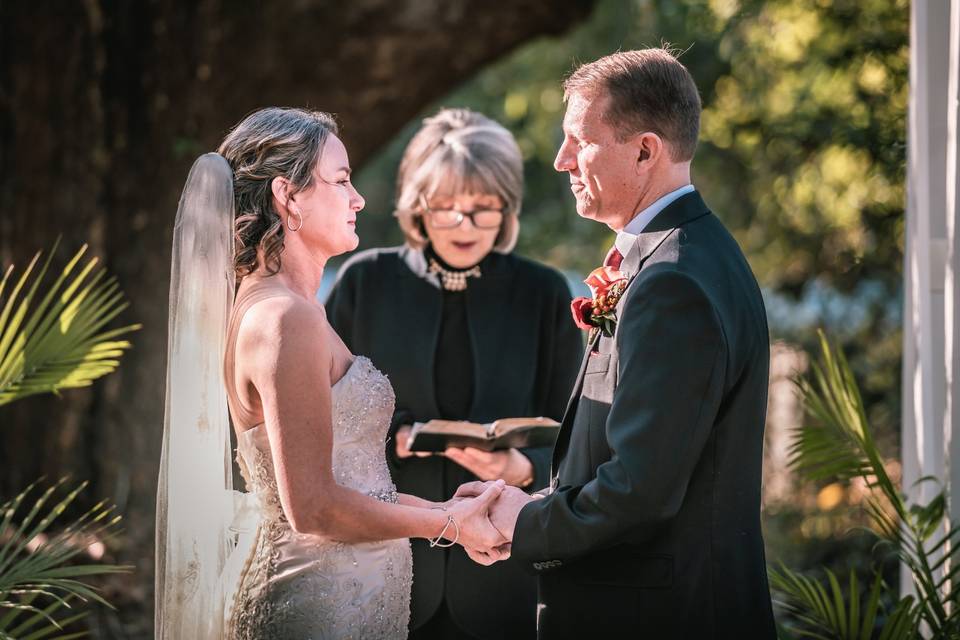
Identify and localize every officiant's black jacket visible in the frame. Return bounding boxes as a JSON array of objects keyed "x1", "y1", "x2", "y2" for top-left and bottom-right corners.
[
  {"x1": 326, "y1": 245, "x2": 582, "y2": 639},
  {"x1": 512, "y1": 192, "x2": 777, "y2": 639}
]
